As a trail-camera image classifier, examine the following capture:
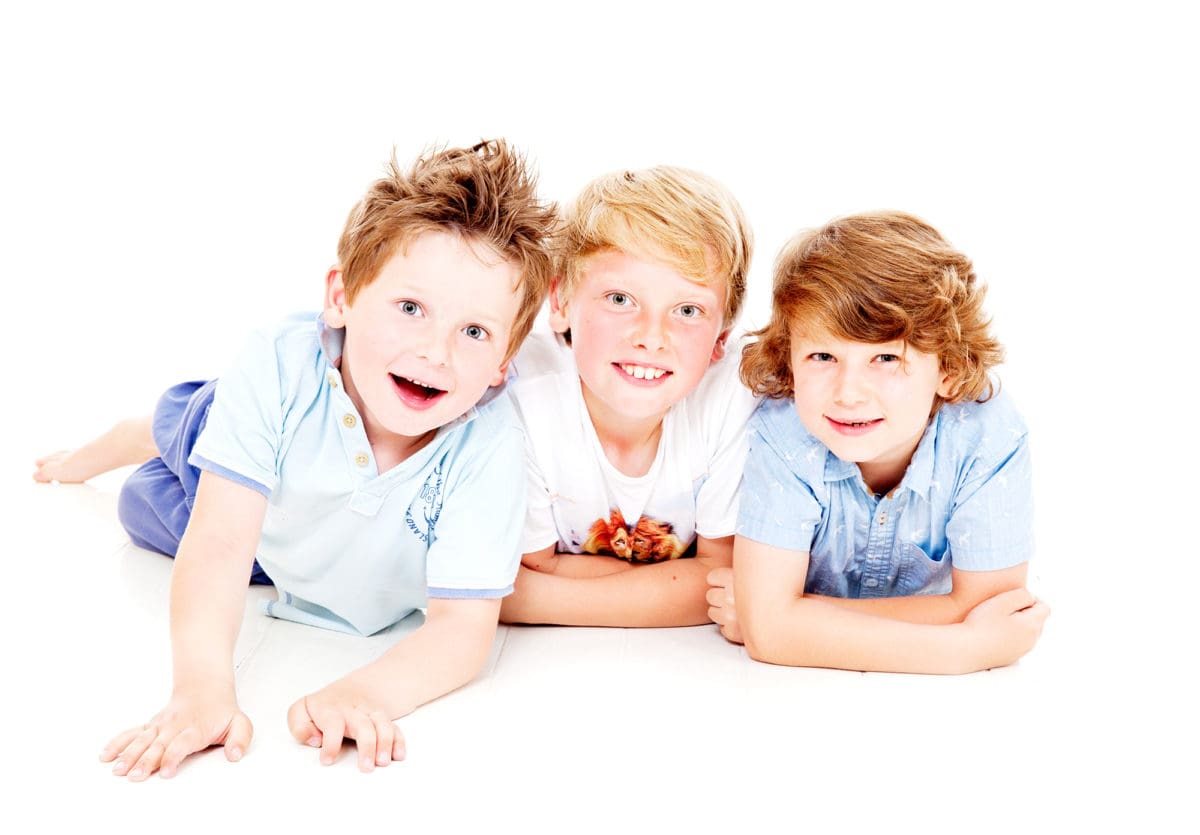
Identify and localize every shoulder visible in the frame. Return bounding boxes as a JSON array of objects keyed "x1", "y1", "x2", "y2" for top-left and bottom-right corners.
[
  {"x1": 681, "y1": 333, "x2": 760, "y2": 430},
  {"x1": 934, "y1": 387, "x2": 1028, "y2": 461},
  {"x1": 748, "y1": 396, "x2": 826, "y2": 471},
  {"x1": 507, "y1": 370, "x2": 578, "y2": 421},
  {"x1": 508, "y1": 319, "x2": 575, "y2": 378}
]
